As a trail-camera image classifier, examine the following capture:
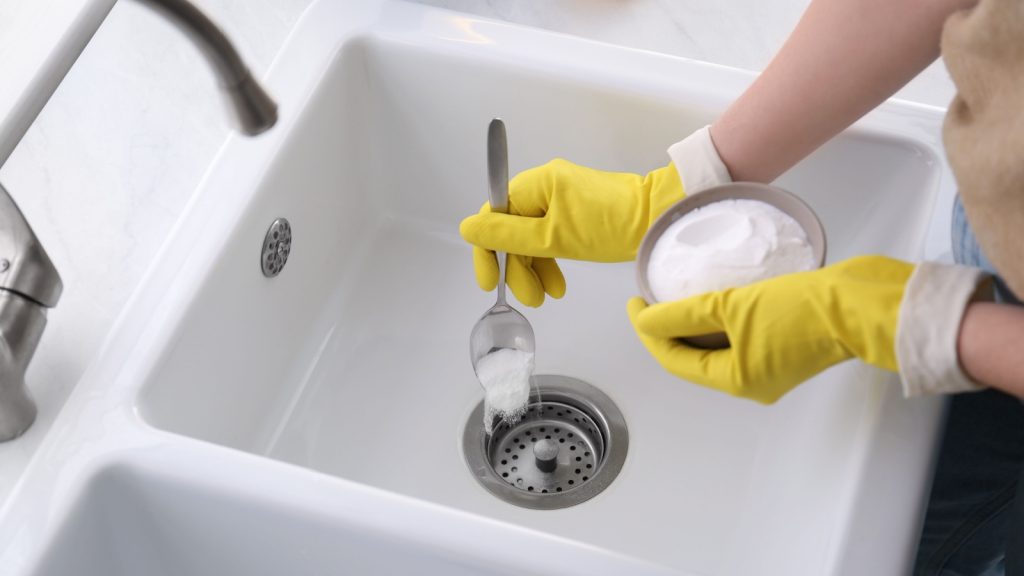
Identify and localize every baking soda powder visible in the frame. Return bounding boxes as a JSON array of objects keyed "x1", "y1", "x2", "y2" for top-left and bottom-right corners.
[
  {"x1": 476, "y1": 348, "x2": 534, "y2": 434},
  {"x1": 647, "y1": 199, "x2": 815, "y2": 302}
]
